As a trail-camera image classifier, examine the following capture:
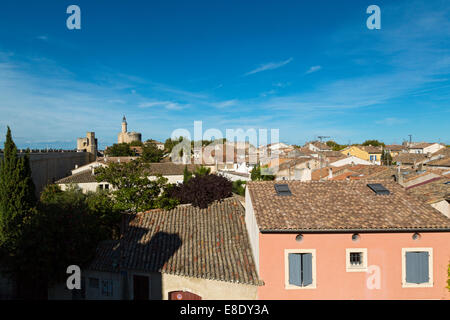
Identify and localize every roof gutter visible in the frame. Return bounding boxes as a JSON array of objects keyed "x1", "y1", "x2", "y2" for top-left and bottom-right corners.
[{"x1": 260, "y1": 228, "x2": 450, "y2": 234}]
